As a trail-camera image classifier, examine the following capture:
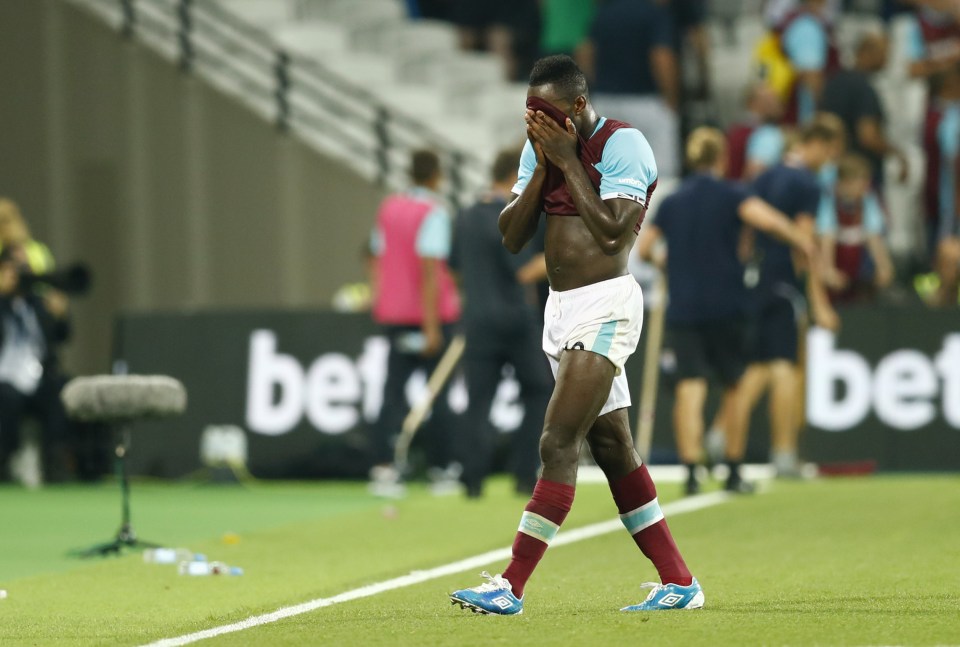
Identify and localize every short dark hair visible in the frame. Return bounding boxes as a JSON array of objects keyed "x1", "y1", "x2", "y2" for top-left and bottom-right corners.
[
  {"x1": 528, "y1": 55, "x2": 588, "y2": 100},
  {"x1": 492, "y1": 148, "x2": 521, "y2": 184},
  {"x1": 410, "y1": 149, "x2": 441, "y2": 185}
]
